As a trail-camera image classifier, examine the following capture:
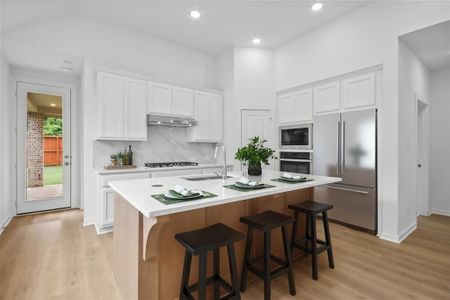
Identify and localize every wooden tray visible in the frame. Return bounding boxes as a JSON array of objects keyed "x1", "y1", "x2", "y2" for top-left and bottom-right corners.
[{"x1": 104, "y1": 165, "x2": 137, "y2": 170}]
